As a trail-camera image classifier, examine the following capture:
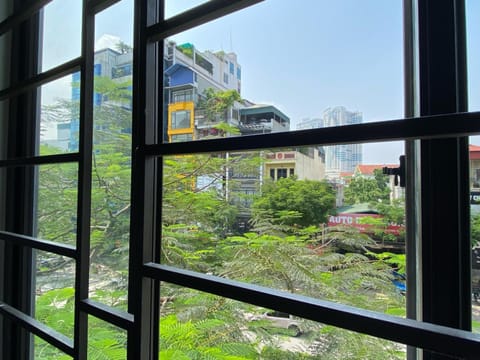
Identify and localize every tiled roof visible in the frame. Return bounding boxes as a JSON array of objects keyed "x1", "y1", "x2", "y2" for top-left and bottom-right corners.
[{"x1": 355, "y1": 164, "x2": 397, "y2": 176}]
